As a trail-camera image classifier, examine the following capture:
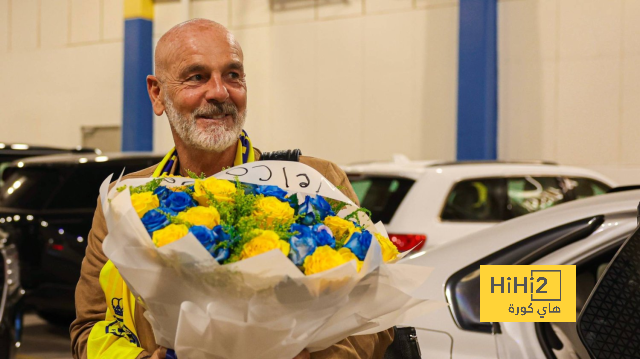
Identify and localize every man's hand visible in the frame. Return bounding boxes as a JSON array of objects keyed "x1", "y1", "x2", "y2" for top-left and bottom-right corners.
[
  {"x1": 293, "y1": 349, "x2": 310, "y2": 359},
  {"x1": 149, "y1": 347, "x2": 167, "y2": 359}
]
